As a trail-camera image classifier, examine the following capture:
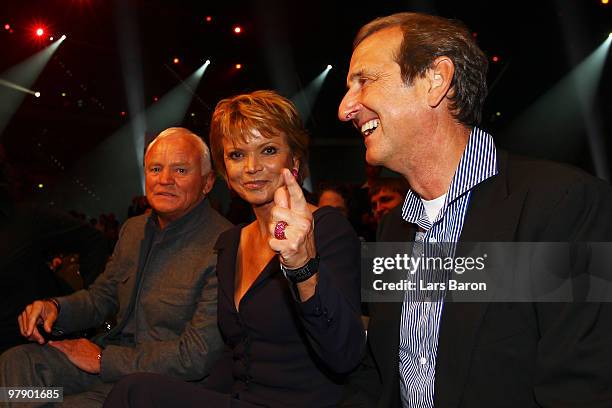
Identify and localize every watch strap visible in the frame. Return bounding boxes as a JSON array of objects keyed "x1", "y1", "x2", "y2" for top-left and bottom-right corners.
[{"x1": 281, "y1": 255, "x2": 320, "y2": 283}]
